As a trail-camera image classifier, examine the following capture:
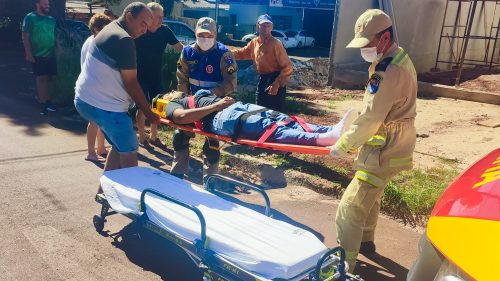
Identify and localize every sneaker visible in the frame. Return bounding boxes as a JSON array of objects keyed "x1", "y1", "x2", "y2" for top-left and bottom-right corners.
[
  {"x1": 45, "y1": 101, "x2": 57, "y2": 112},
  {"x1": 40, "y1": 103, "x2": 48, "y2": 115}
]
